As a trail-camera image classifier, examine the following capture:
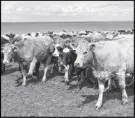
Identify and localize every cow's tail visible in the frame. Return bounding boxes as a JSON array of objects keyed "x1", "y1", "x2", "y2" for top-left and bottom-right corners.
[{"x1": 126, "y1": 75, "x2": 134, "y2": 87}]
